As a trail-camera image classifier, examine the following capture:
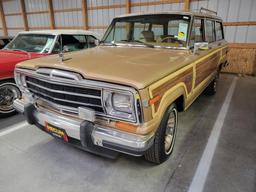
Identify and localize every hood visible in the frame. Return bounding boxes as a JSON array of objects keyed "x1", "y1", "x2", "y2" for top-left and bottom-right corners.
[
  {"x1": 0, "y1": 50, "x2": 45, "y2": 64},
  {"x1": 0, "y1": 50, "x2": 46, "y2": 78},
  {"x1": 16, "y1": 46, "x2": 192, "y2": 89}
]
